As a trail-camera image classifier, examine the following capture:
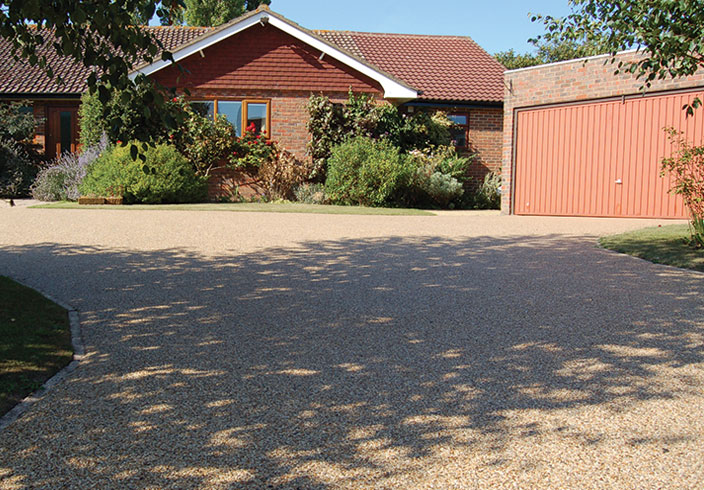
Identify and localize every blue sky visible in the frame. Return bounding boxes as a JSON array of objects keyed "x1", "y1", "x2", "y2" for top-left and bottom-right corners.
[{"x1": 272, "y1": 0, "x2": 573, "y2": 55}]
